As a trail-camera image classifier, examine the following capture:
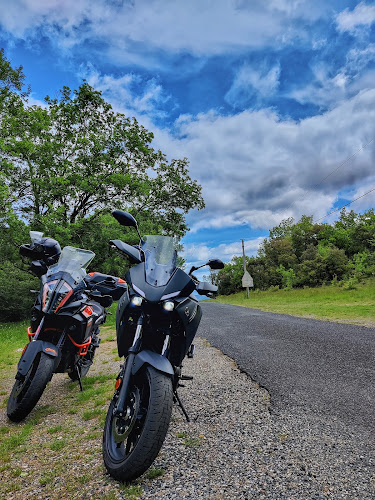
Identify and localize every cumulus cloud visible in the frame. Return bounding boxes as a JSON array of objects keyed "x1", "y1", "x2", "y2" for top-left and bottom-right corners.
[
  {"x1": 336, "y1": 2, "x2": 375, "y2": 33},
  {"x1": 1, "y1": 0, "x2": 374, "y2": 250}
]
